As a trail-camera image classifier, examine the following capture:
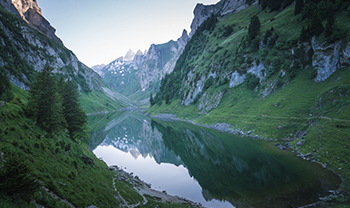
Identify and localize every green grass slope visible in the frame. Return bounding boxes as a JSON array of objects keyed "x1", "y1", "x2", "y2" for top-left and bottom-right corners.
[
  {"x1": 79, "y1": 90, "x2": 123, "y2": 114},
  {"x1": 1, "y1": 85, "x2": 200, "y2": 207},
  {"x1": 0, "y1": 86, "x2": 119, "y2": 207},
  {"x1": 147, "y1": 2, "x2": 350, "y2": 184}
]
